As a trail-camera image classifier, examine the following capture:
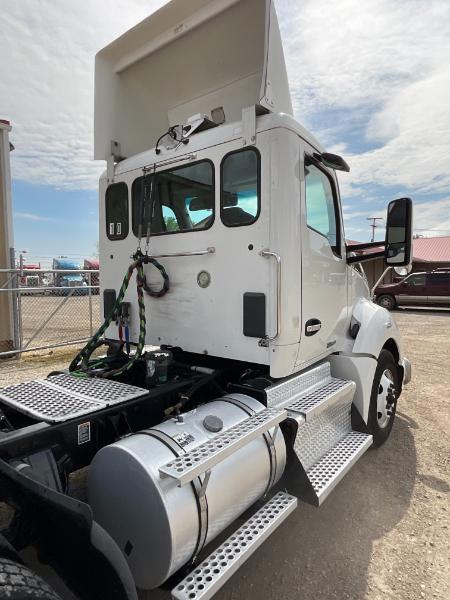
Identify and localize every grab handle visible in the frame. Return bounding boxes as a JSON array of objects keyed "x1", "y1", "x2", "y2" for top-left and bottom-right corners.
[
  {"x1": 148, "y1": 247, "x2": 215, "y2": 259},
  {"x1": 259, "y1": 250, "x2": 281, "y2": 347}
]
